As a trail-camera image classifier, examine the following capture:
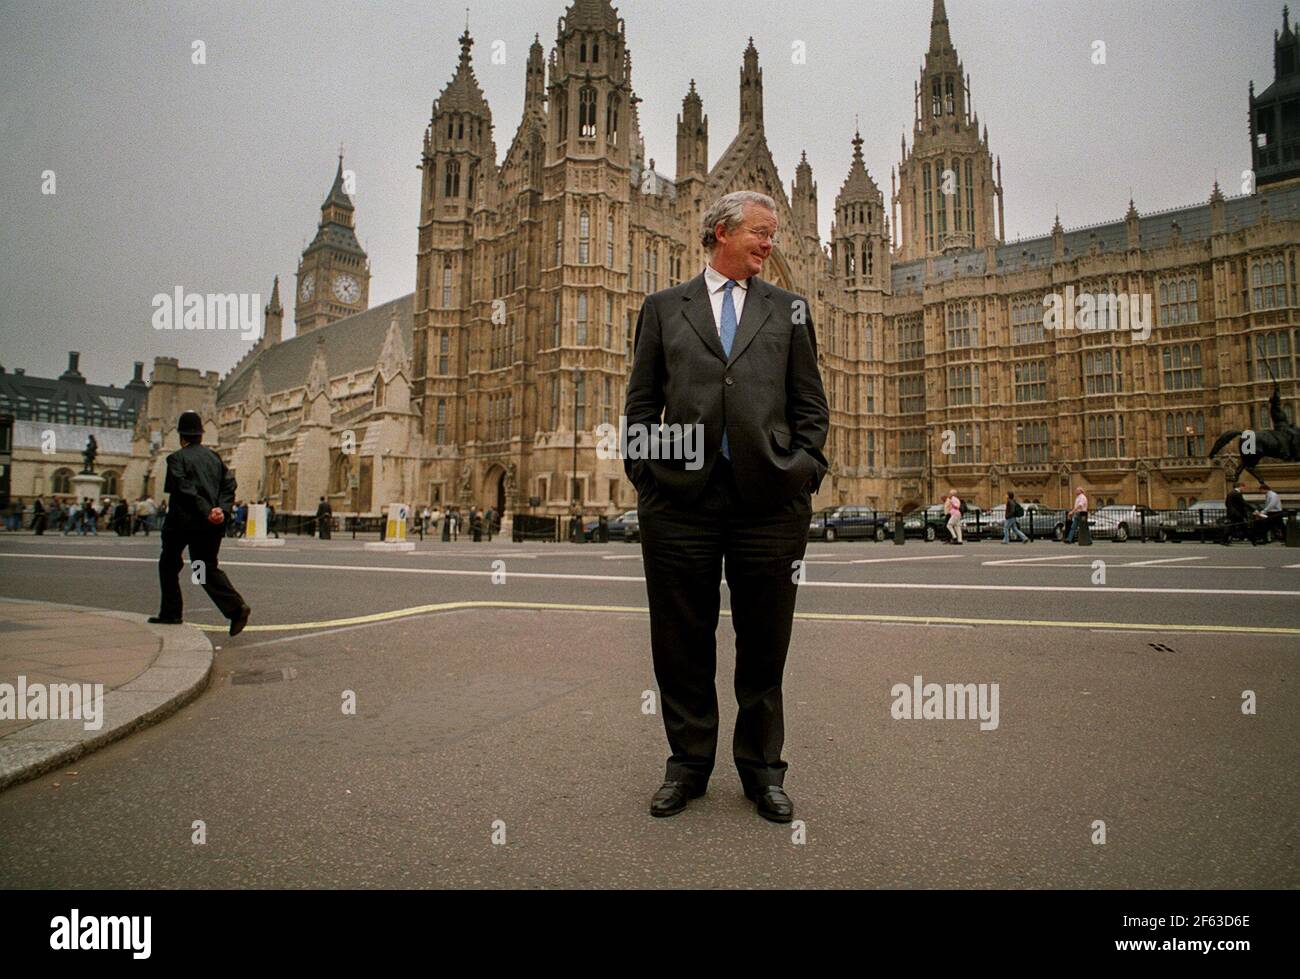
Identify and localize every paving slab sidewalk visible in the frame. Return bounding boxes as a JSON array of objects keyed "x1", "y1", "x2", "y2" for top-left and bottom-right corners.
[{"x1": 0, "y1": 599, "x2": 213, "y2": 791}]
